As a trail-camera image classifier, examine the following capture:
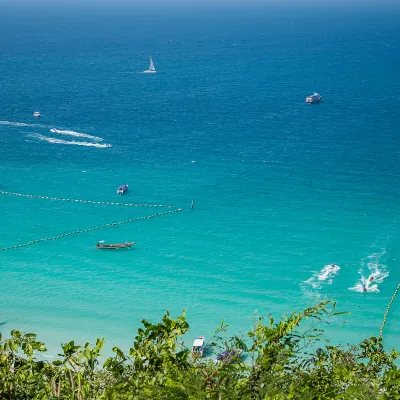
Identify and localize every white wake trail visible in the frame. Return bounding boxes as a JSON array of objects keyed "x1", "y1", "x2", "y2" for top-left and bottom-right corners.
[
  {"x1": 0, "y1": 120, "x2": 45, "y2": 128},
  {"x1": 349, "y1": 248, "x2": 389, "y2": 293},
  {"x1": 301, "y1": 264, "x2": 341, "y2": 292},
  {"x1": 50, "y1": 128, "x2": 103, "y2": 142},
  {"x1": 31, "y1": 134, "x2": 111, "y2": 148}
]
